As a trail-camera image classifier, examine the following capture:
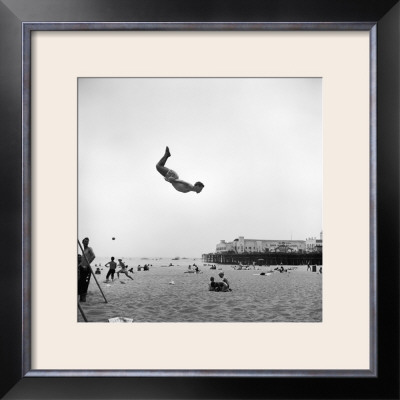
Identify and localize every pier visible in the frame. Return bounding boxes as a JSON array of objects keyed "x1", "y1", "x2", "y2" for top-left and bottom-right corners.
[{"x1": 202, "y1": 252, "x2": 322, "y2": 266}]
